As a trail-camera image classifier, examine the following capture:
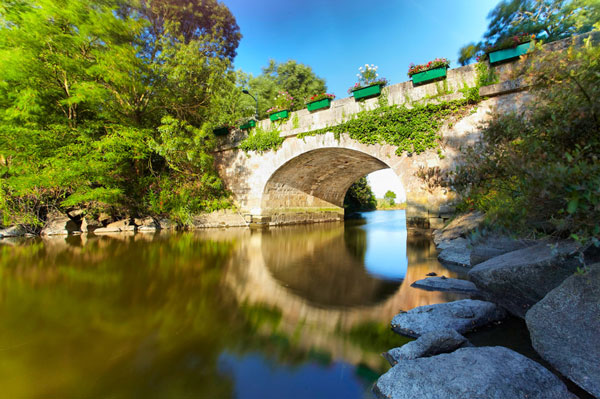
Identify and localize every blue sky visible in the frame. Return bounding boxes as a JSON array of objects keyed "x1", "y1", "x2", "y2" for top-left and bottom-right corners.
[{"x1": 222, "y1": 0, "x2": 499, "y2": 98}]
